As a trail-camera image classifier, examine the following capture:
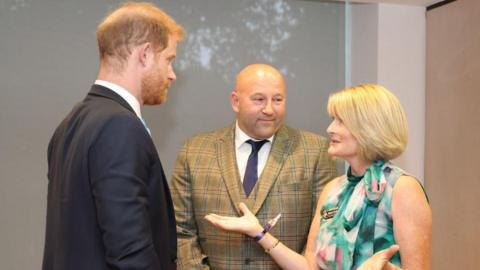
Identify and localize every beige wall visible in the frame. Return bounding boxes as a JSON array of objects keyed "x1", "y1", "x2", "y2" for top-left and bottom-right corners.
[
  {"x1": 348, "y1": 1, "x2": 480, "y2": 268},
  {"x1": 352, "y1": 3, "x2": 426, "y2": 181},
  {"x1": 377, "y1": 3, "x2": 426, "y2": 181},
  {"x1": 426, "y1": 0, "x2": 480, "y2": 269}
]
